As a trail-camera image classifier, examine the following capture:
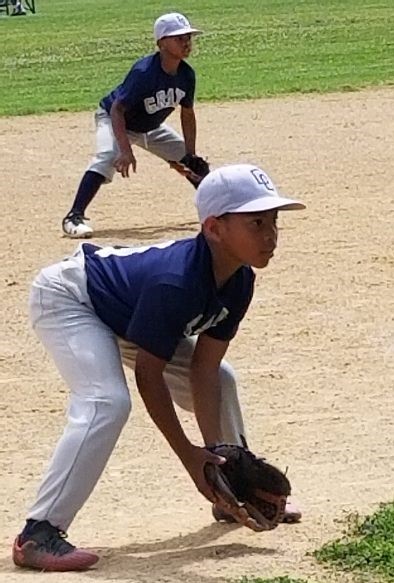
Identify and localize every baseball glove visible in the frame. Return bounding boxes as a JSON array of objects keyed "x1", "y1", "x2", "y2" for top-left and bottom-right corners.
[
  {"x1": 169, "y1": 154, "x2": 210, "y2": 189},
  {"x1": 204, "y1": 439, "x2": 291, "y2": 532}
]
